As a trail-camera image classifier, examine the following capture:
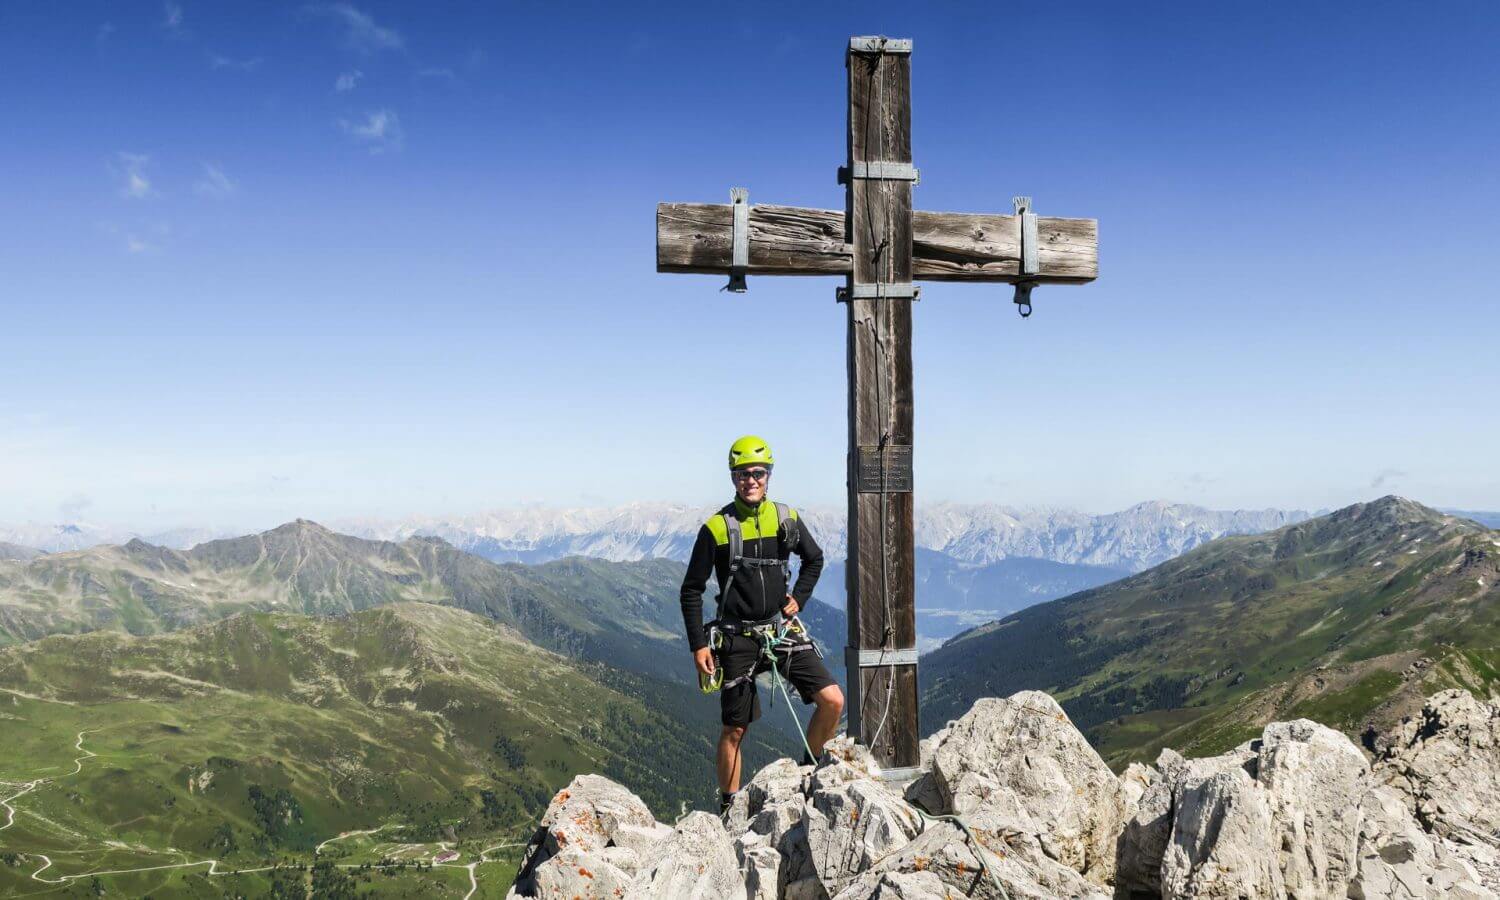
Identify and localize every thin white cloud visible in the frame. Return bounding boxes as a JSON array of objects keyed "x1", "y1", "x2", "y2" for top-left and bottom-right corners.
[
  {"x1": 194, "y1": 163, "x2": 237, "y2": 198},
  {"x1": 209, "y1": 53, "x2": 263, "y2": 71},
  {"x1": 307, "y1": 3, "x2": 403, "y2": 53},
  {"x1": 339, "y1": 108, "x2": 403, "y2": 153},
  {"x1": 335, "y1": 69, "x2": 363, "y2": 92},
  {"x1": 162, "y1": 1, "x2": 185, "y2": 35},
  {"x1": 113, "y1": 153, "x2": 154, "y2": 199},
  {"x1": 103, "y1": 220, "x2": 170, "y2": 254},
  {"x1": 418, "y1": 66, "x2": 457, "y2": 81},
  {"x1": 96, "y1": 22, "x2": 116, "y2": 43}
]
